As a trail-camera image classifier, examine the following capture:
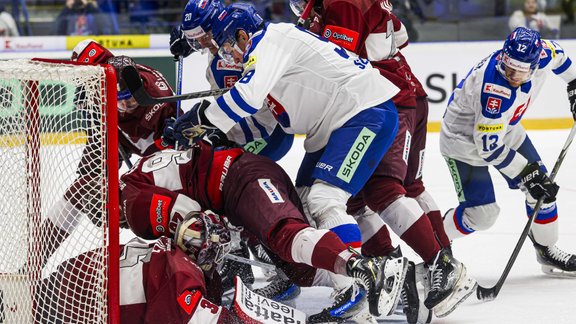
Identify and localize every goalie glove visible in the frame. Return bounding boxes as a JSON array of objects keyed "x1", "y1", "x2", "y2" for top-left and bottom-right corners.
[
  {"x1": 170, "y1": 26, "x2": 195, "y2": 60},
  {"x1": 518, "y1": 162, "x2": 559, "y2": 203},
  {"x1": 567, "y1": 79, "x2": 576, "y2": 120},
  {"x1": 172, "y1": 100, "x2": 230, "y2": 148}
]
